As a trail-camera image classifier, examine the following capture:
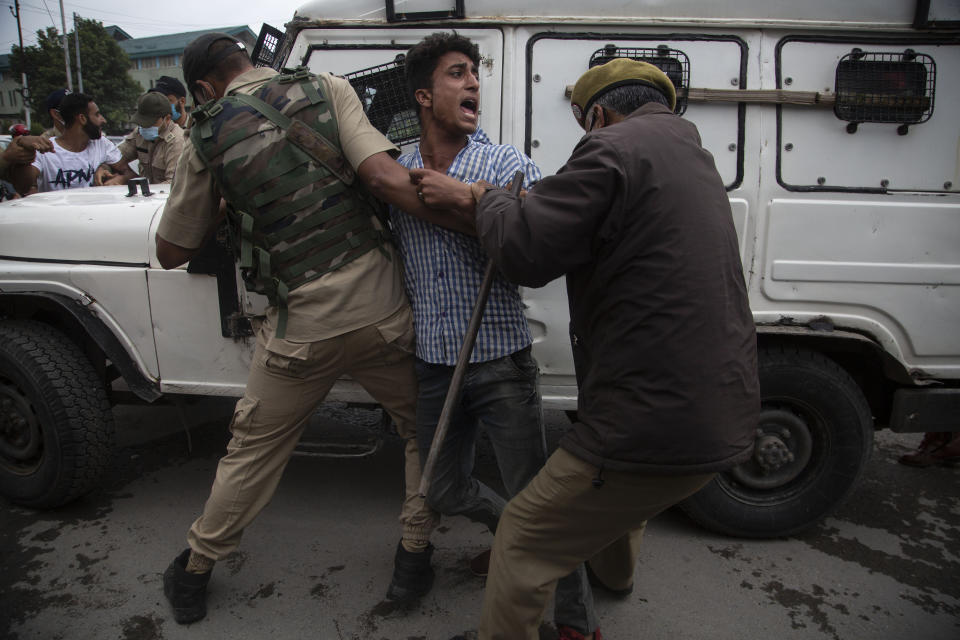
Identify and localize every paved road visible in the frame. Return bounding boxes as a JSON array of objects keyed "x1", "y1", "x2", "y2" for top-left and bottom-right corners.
[{"x1": 1, "y1": 401, "x2": 958, "y2": 640}]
